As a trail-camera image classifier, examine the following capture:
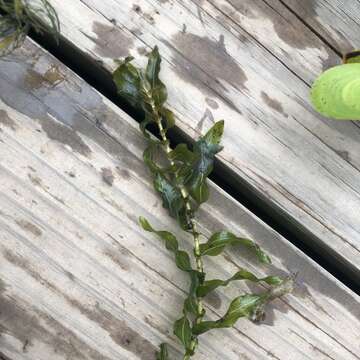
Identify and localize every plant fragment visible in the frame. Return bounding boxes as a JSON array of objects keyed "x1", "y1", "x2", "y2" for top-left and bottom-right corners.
[
  {"x1": 0, "y1": 0, "x2": 60, "y2": 57},
  {"x1": 114, "y1": 46, "x2": 293, "y2": 359}
]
